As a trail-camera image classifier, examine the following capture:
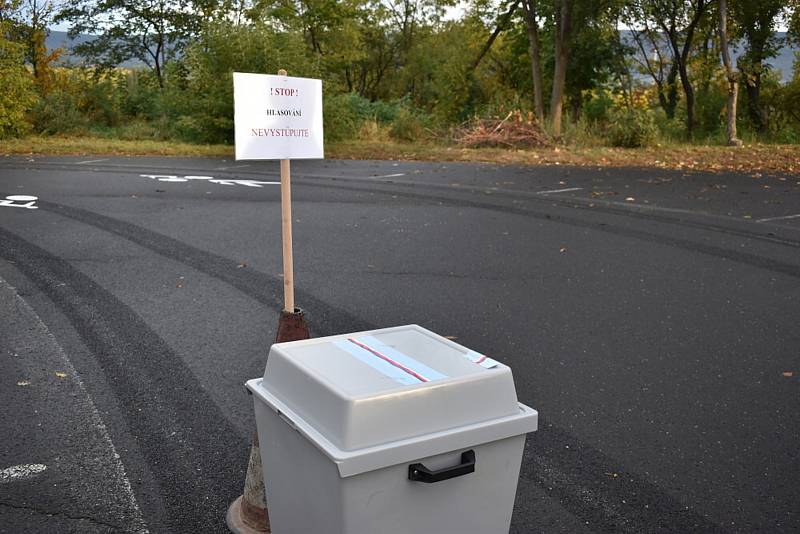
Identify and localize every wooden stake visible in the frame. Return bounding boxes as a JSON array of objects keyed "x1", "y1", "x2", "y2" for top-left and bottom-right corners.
[
  {"x1": 280, "y1": 158, "x2": 294, "y2": 312},
  {"x1": 276, "y1": 69, "x2": 295, "y2": 313}
]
